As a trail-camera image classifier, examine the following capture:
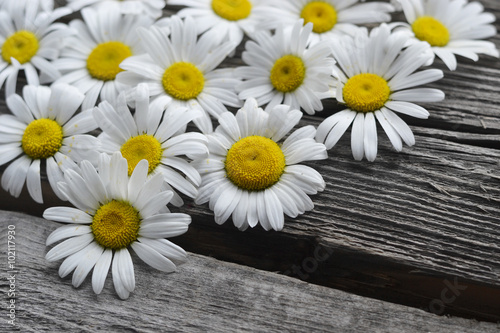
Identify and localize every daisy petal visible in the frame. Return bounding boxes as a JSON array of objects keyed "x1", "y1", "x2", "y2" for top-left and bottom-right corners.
[
  {"x1": 131, "y1": 241, "x2": 176, "y2": 272},
  {"x1": 92, "y1": 248, "x2": 112, "y2": 294}
]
